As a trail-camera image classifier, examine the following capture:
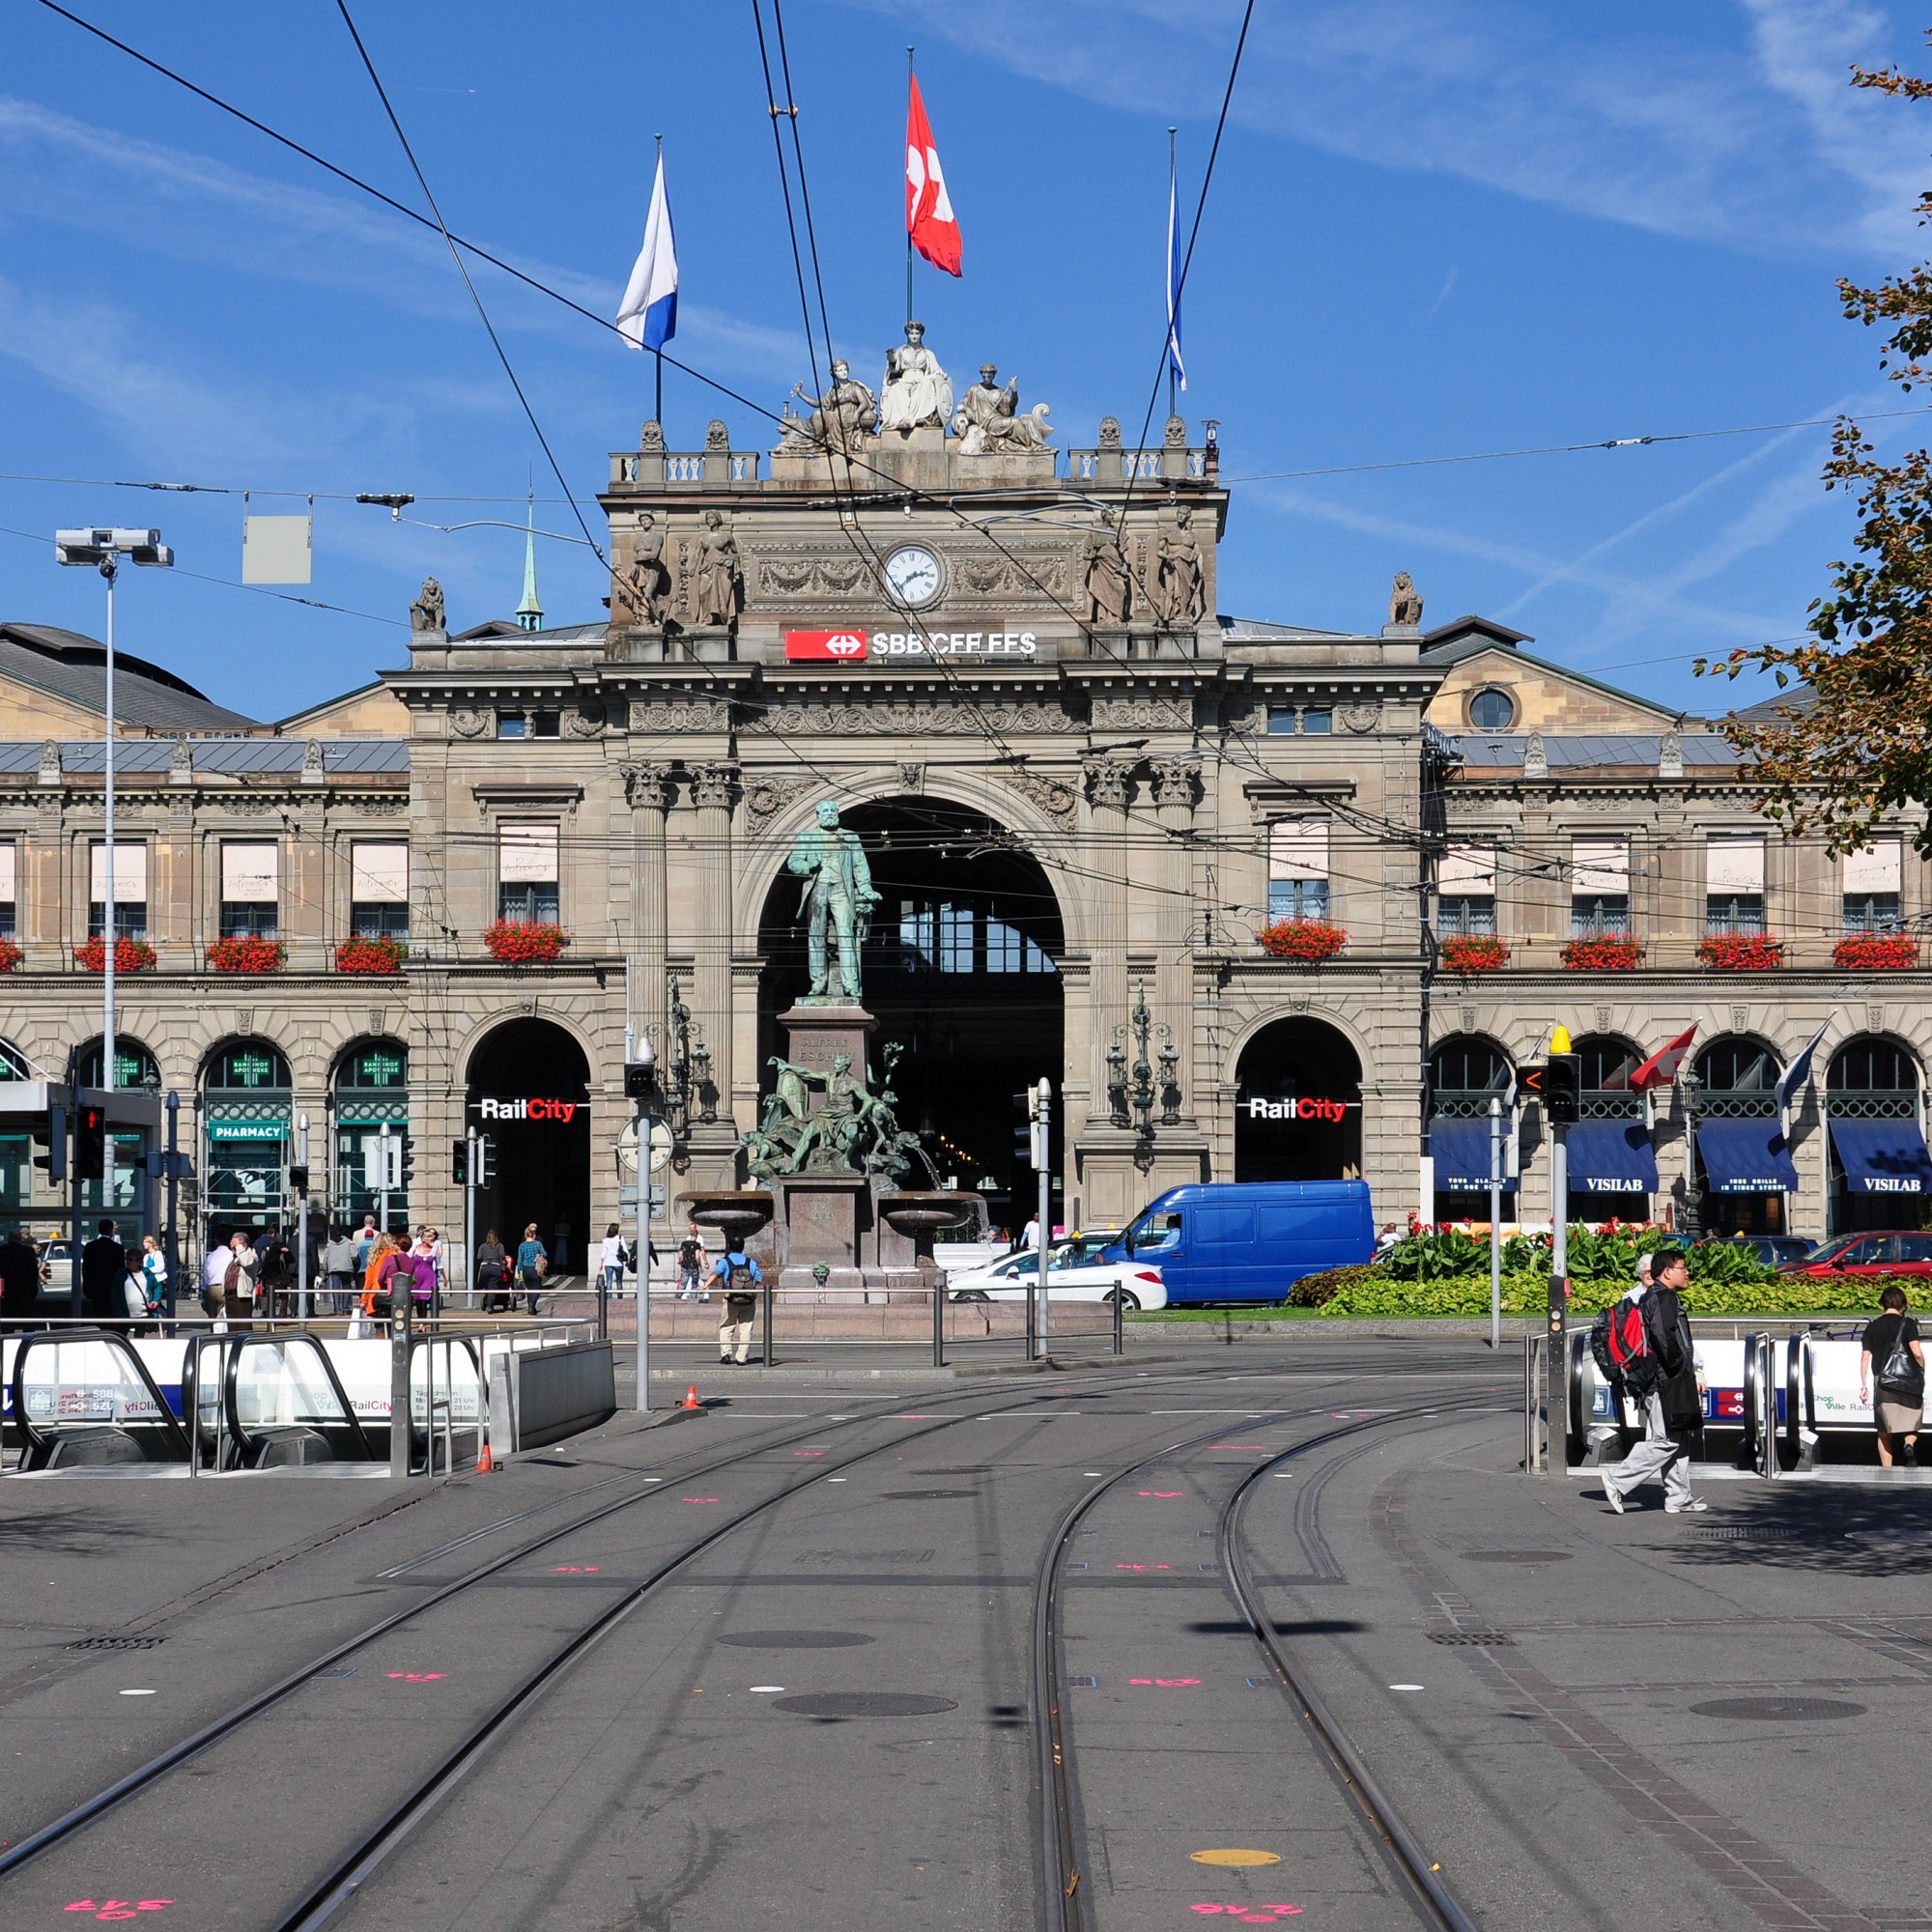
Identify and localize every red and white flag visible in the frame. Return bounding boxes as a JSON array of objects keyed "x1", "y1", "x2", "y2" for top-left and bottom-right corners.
[
  {"x1": 905, "y1": 73, "x2": 961, "y2": 276},
  {"x1": 1628, "y1": 1025, "x2": 1697, "y2": 1094}
]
